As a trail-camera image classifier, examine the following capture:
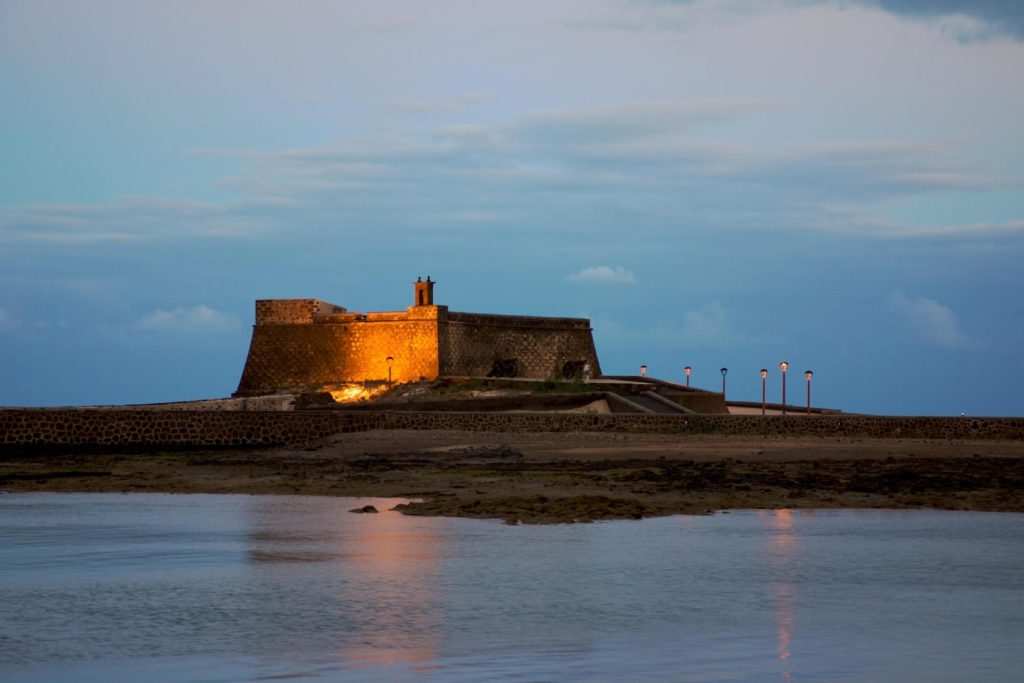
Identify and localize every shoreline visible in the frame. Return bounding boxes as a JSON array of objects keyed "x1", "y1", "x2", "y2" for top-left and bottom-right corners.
[{"x1": 3, "y1": 430, "x2": 1022, "y2": 523}]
